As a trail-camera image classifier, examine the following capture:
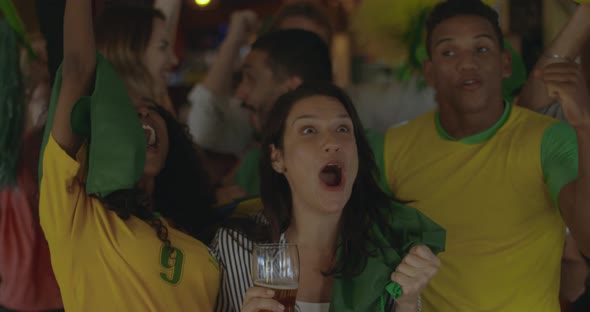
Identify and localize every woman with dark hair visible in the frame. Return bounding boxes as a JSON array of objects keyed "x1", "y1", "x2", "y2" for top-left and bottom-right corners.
[
  {"x1": 38, "y1": 0, "x2": 218, "y2": 310},
  {"x1": 212, "y1": 83, "x2": 444, "y2": 312}
]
